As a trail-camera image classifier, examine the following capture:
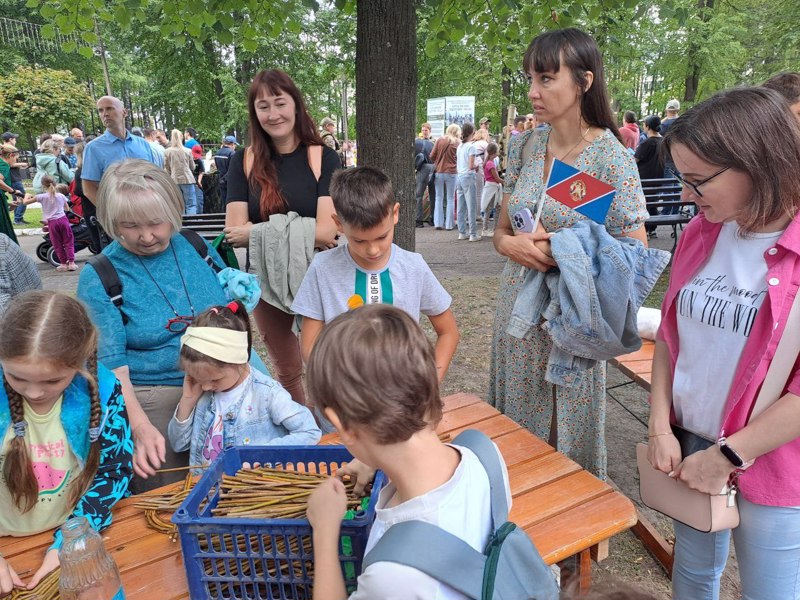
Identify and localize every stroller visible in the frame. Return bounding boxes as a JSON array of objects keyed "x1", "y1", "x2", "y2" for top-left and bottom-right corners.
[{"x1": 35, "y1": 201, "x2": 103, "y2": 267}]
